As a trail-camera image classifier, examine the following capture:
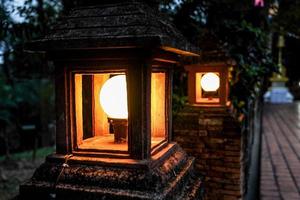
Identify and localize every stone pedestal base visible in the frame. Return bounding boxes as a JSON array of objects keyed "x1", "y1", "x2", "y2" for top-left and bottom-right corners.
[
  {"x1": 18, "y1": 143, "x2": 204, "y2": 200},
  {"x1": 173, "y1": 106, "x2": 243, "y2": 200},
  {"x1": 264, "y1": 82, "x2": 294, "y2": 103}
]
